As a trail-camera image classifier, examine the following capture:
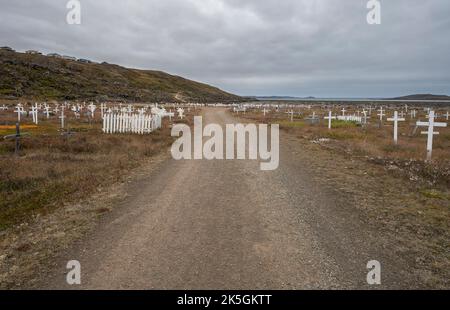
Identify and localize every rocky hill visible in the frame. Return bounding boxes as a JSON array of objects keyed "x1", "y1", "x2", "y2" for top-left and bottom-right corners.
[{"x1": 0, "y1": 49, "x2": 242, "y2": 103}]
